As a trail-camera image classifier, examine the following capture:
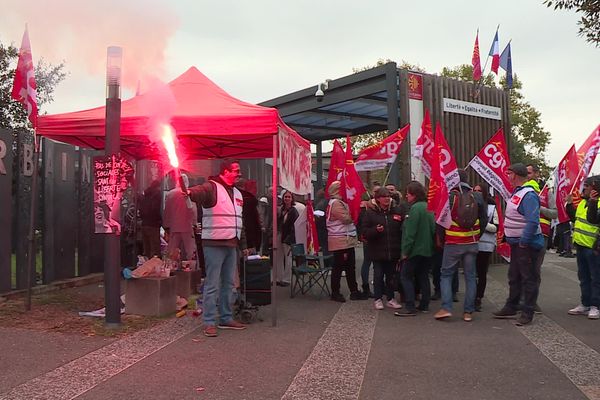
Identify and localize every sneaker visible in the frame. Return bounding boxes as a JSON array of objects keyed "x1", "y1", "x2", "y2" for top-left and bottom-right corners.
[
  {"x1": 218, "y1": 320, "x2": 247, "y2": 330},
  {"x1": 515, "y1": 313, "x2": 533, "y2": 326},
  {"x1": 394, "y1": 308, "x2": 417, "y2": 317},
  {"x1": 417, "y1": 306, "x2": 429, "y2": 313},
  {"x1": 374, "y1": 299, "x2": 384, "y2": 310},
  {"x1": 493, "y1": 307, "x2": 517, "y2": 319},
  {"x1": 563, "y1": 253, "x2": 576, "y2": 258},
  {"x1": 430, "y1": 291, "x2": 441, "y2": 301},
  {"x1": 588, "y1": 306, "x2": 600, "y2": 320},
  {"x1": 568, "y1": 304, "x2": 590, "y2": 315},
  {"x1": 533, "y1": 304, "x2": 543, "y2": 314},
  {"x1": 203, "y1": 325, "x2": 218, "y2": 337},
  {"x1": 434, "y1": 309, "x2": 452, "y2": 320},
  {"x1": 387, "y1": 298, "x2": 403, "y2": 309},
  {"x1": 331, "y1": 293, "x2": 346, "y2": 303},
  {"x1": 463, "y1": 312, "x2": 473, "y2": 322},
  {"x1": 452, "y1": 294, "x2": 459, "y2": 302}
]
